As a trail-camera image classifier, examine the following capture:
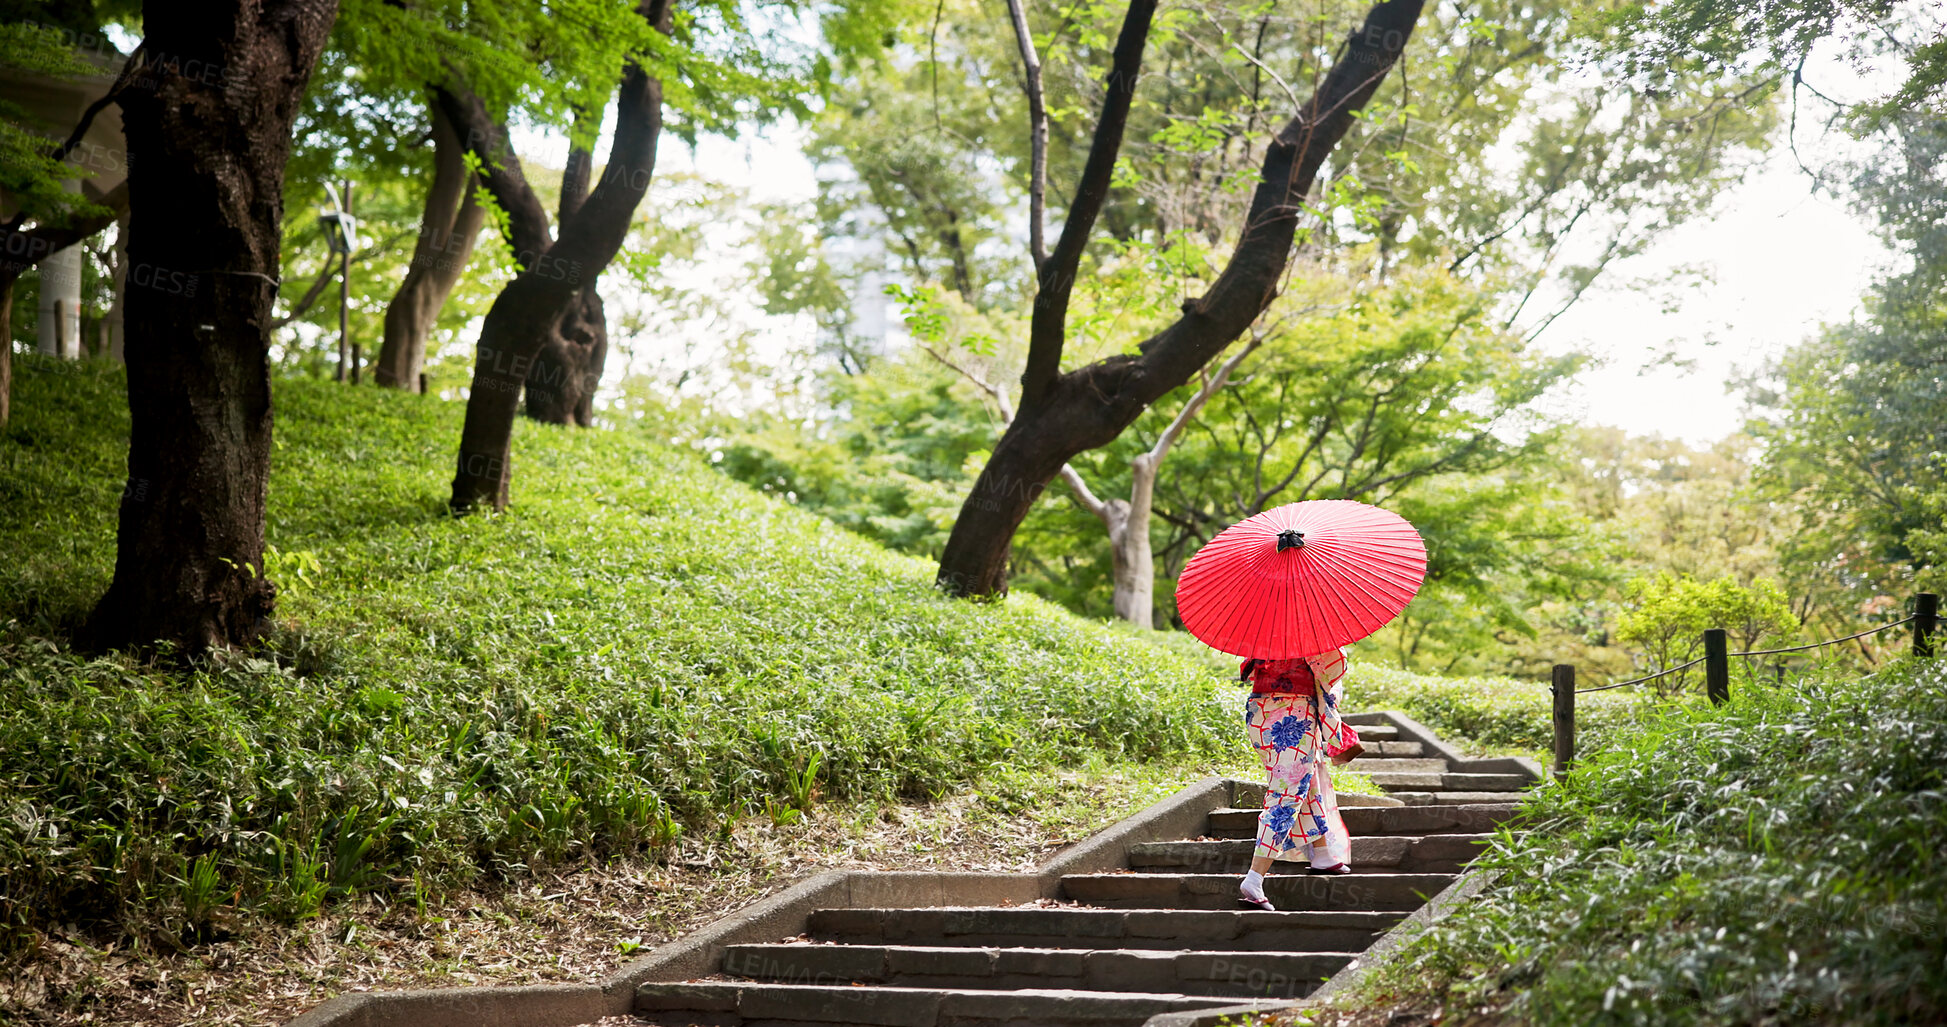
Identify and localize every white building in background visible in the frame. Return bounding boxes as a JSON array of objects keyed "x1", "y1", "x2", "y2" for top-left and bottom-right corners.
[{"x1": 0, "y1": 43, "x2": 129, "y2": 360}]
